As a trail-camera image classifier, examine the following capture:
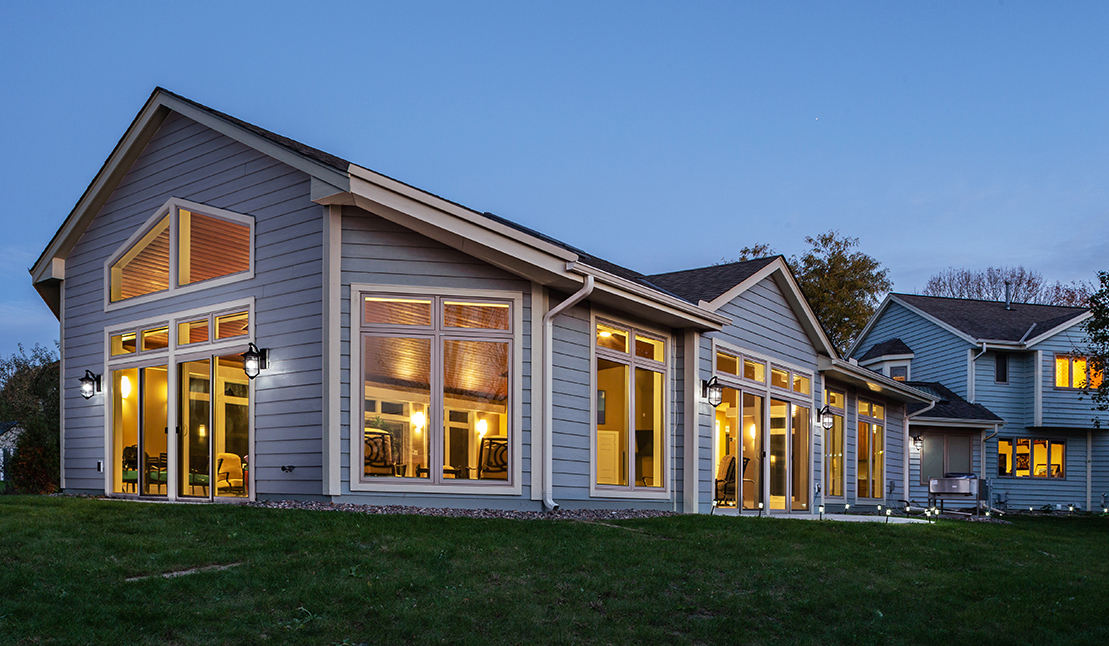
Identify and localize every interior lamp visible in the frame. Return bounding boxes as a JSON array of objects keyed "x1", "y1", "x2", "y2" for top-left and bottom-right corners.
[
  {"x1": 702, "y1": 376, "x2": 723, "y2": 408},
  {"x1": 242, "y1": 343, "x2": 268, "y2": 379},
  {"x1": 410, "y1": 410, "x2": 426, "y2": 434},
  {"x1": 477, "y1": 419, "x2": 488, "y2": 437},
  {"x1": 819, "y1": 406, "x2": 834, "y2": 430},
  {"x1": 79, "y1": 370, "x2": 101, "y2": 400}
]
